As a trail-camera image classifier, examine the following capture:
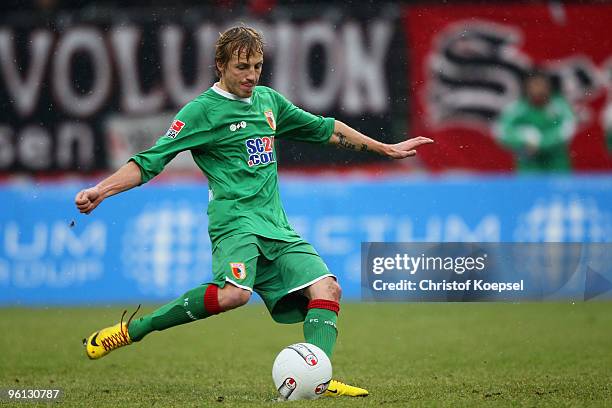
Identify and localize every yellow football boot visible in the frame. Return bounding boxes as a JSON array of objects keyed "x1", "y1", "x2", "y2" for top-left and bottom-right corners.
[
  {"x1": 83, "y1": 306, "x2": 139, "y2": 360},
  {"x1": 324, "y1": 379, "x2": 369, "y2": 397}
]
